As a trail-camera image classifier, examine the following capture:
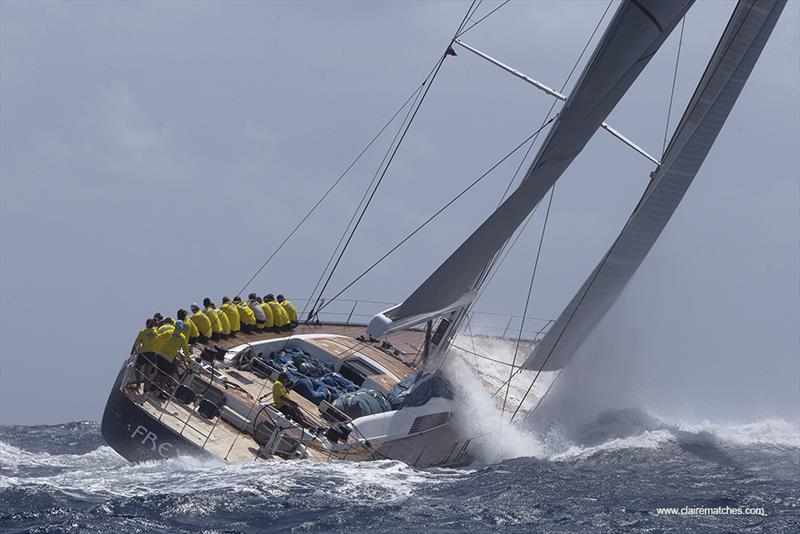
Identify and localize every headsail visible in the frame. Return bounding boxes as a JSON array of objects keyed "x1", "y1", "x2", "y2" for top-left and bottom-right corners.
[
  {"x1": 369, "y1": 0, "x2": 693, "y2": 339},
  {"x1": 523, "y1": 0, "x2": 786, "y2": 372}
]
